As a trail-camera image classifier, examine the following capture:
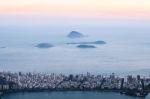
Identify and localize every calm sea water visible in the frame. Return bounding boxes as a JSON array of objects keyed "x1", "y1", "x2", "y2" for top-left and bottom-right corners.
[
  {"x1": 0, "y1": 27, "x2": 150, "y2": 74},
  {"x1": 1, "y1": 91, "x2": 150, "y2": 99}
]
